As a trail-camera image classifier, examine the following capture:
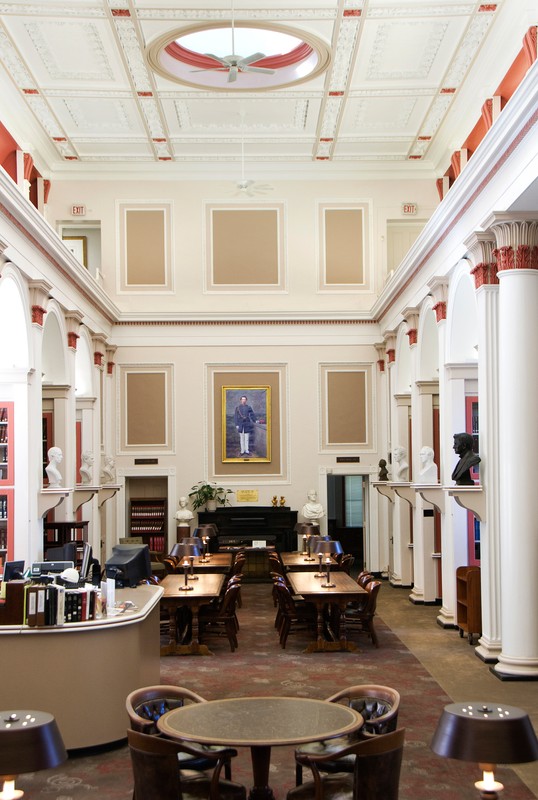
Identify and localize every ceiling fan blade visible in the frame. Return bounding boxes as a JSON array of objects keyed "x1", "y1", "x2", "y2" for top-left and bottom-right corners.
[
  {"x1": 203, "y1": 53, "x2": 230, "y2": 66},
  {"x1": 228, "y1": 66, "x2": 238, "y2": 83},
  {"x1": 190, "y1": 67, "x2": 229, "y2": 73},
  {"x1": 238, "y1": 52, "x2": 266, "y2": 66},
  {"x1": 240, "y1": 66, "x2": 276, "y2": 75}
]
